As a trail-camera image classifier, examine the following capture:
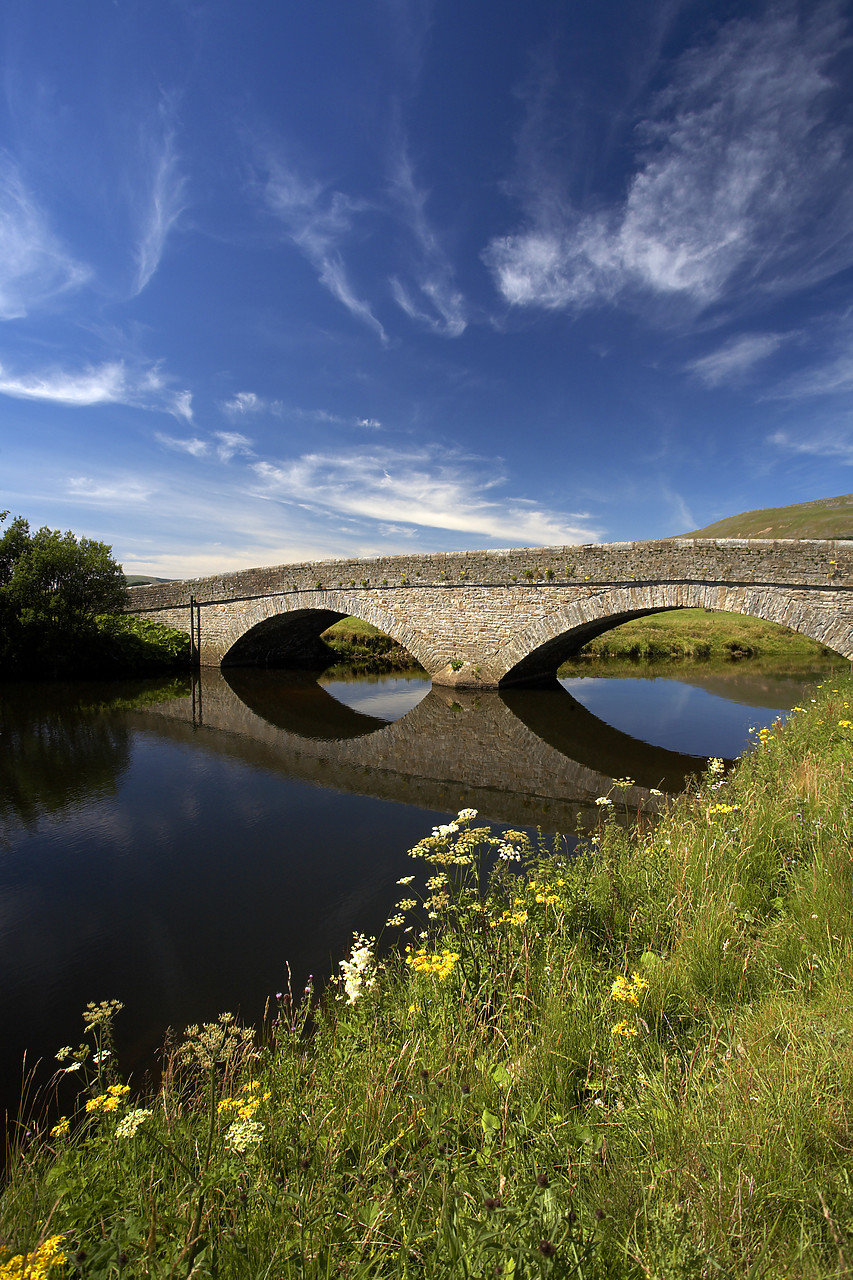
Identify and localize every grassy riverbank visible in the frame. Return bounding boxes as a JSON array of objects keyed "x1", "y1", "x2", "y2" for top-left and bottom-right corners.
[
  {"x1": 322, "y1": 617, "x2": 427, "y2": 674},
  {"x1": 563, "y1": 609, "x2": 840, "y2": 665},
  {"x1": 3, "y1": 675, "x2": 852, "y2": 1277}
]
